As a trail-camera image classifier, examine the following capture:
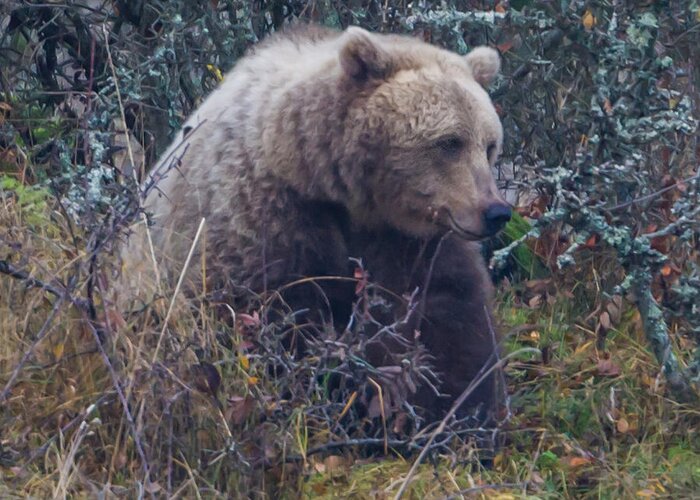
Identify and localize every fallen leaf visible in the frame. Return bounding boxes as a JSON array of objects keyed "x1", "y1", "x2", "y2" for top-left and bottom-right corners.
[
  {"x1": 575, "y1": 340, "x2": 594, "y2": 355},
  {"x1": 226, "y1": 395, "x2": 255, "y2": 425},
  {"x1": 191, "y1": 362, "x2": 221, "y2": 397},
  {"x1": 236, "y1": 340, "x2": 255, "y2": 351},
  {"x1": 105, "y1": 308, "x2": 127, "y2": 330},
  {"x1": 310, "y1": 482, "x2": 327, "y2": 494},
  {"x1": 206, "y1": 64, "x2": 224, "y2": 82},
  {"x1": 240, "y1": 354, "x2": 250, "y2": 371},
  {"x1": 529, "y1": 471, "x2": 545, "y2": 486},
  {"x1": 393, "y1": 411, "x2": 409, "y2": 434},
  {"x1": 323, "y1": 455, "x2": 346, "y2": 473},
  {"x1": 239, "y1": 312, "x2": 260, "y2": 327},
  {"x1": 650, "y1": 234, "x2": 671, "y2": 253},
  {"x1": 528, "y1": 295, "x2": 542, "y2": 308},
  {"x1": 617, "y1": 417, "x2": 630, "y2": 433},
  {"x1": 636, "y1": 489, "x2": 656, "y2": 498},
  {"x1": 524, "y1": 279, "x2": 551, "y2": 294},
  {"x1": 496, "y1": 40, "x2": 514, "y2": 53},
  {"x1": 566, "y1": 456, "x2": 592, "y2": 468},
  {"x1": 642, "y1": 373, "x2": 655, "y2": 389},
  {"x1": 144, "y1": 482, "x2": 162, "y2": 494},
  {"x1": 582, "y1": 10, "x2": 596, "y2": 30},
  {"x1": 9, "y1": 467, "x2": 25, "y2": 478},
  {"x1": 596, "y1": 358, "x2": 621, "y2": 377},
  {"x1": 53, "y1": 343, "x2": 65, "y2": 361},
  {"x1": 606, "y1": 296, "x2": 622, "y2": 323},
  {"x1": 603, "y1": 98, "x2": 613, "y2": 115},
  {"x1": 354, "y1": 267, "x2": 369, "y2": 295}
]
